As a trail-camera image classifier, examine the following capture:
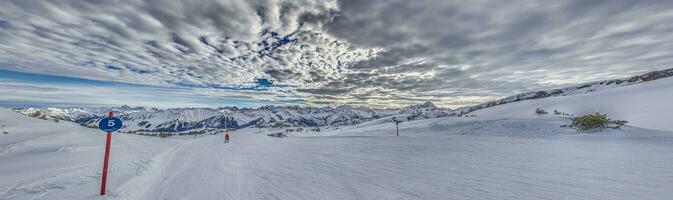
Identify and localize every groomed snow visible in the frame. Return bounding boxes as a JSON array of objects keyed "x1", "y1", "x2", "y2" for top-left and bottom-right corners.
[
  {"x1": 0, "y1": 108, "x2": 181, "y2": 200},
  {"x1": 124, "y1": 120, "x2": 673, "y2": 200},
  {"x1": 2, "y1": 77, "x2": 673, "y2": 199},
  {"x1": 473, "y1": 76, "x2": 673, "y2": 132}
]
